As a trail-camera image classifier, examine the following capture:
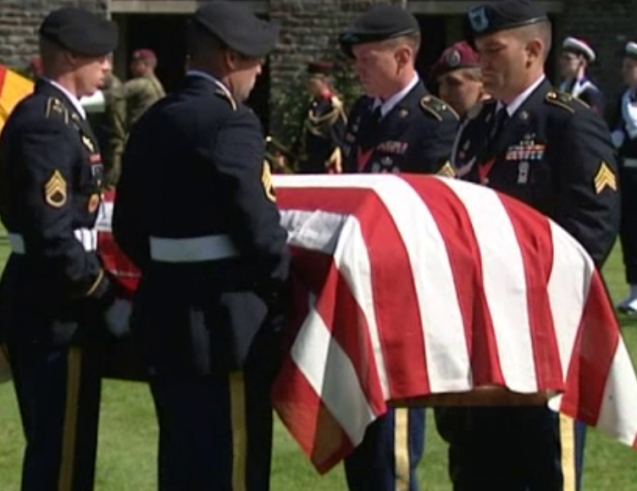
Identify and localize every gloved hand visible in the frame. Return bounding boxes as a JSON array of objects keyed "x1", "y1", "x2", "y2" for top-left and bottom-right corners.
[{"x1": 103, "y1": 297, "x2": 132, "y2": 339}]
